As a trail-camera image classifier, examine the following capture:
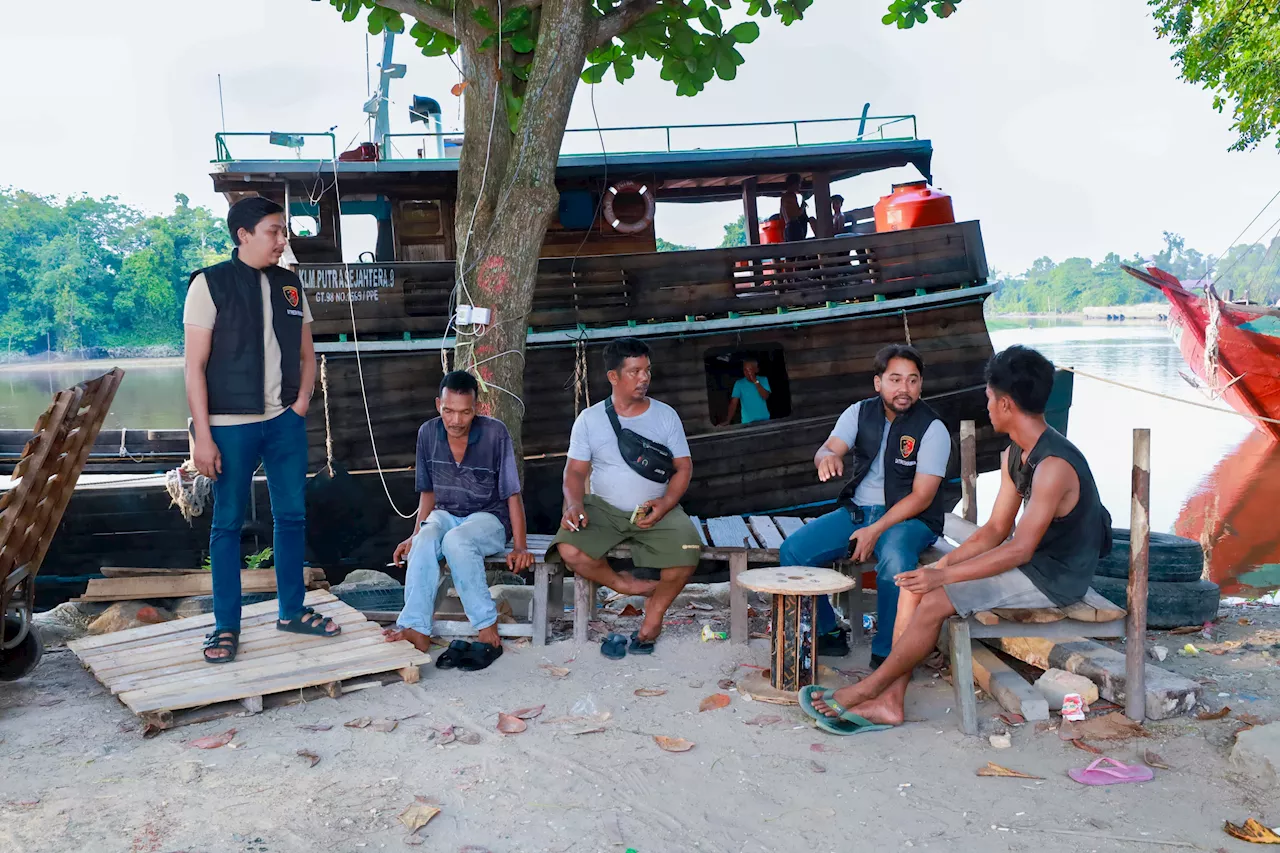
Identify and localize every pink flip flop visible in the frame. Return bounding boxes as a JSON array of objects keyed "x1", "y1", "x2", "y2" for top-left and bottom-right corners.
[{"x1": 1068, "y1": 757, "x2": 1155, "y2": 786}]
